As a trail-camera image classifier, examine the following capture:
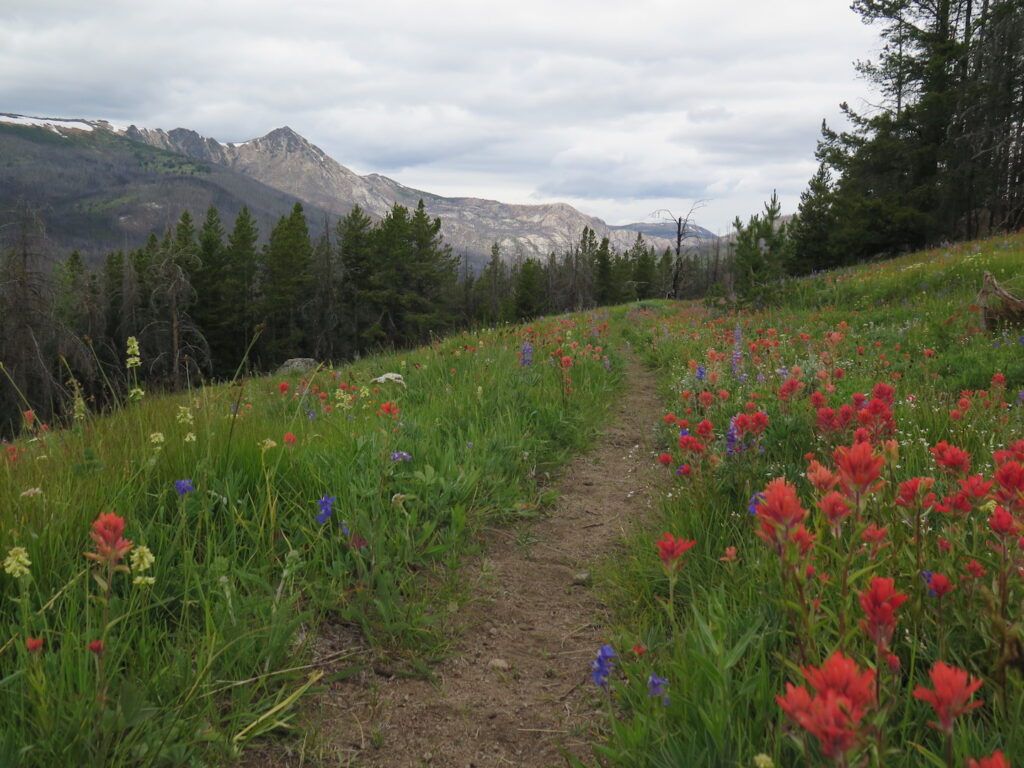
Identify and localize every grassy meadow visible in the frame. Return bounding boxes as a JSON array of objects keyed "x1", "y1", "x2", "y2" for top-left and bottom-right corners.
[
  {"x1": 1, "y1": 315, "x2": 620, "y2": 766},
  {"x1": 2, "y1": 231, "x2": 1023, "y2": 768},
  {"x1": 588, "y1": 233, "x2": 1024, "y2": 767}
]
